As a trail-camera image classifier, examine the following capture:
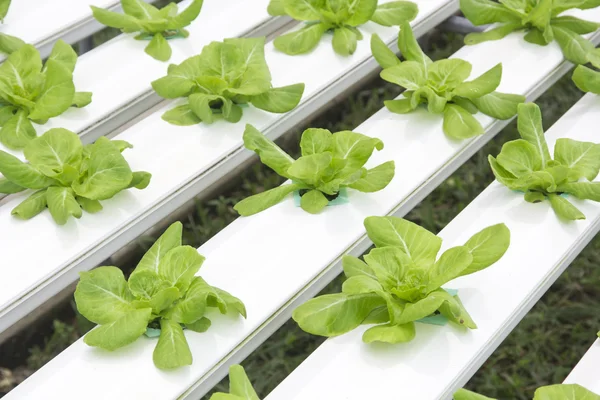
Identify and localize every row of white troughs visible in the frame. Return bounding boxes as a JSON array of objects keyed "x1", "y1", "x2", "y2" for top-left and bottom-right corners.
[{"x1": 2, "y1": 0, "x2": 600, "y2": 399}]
